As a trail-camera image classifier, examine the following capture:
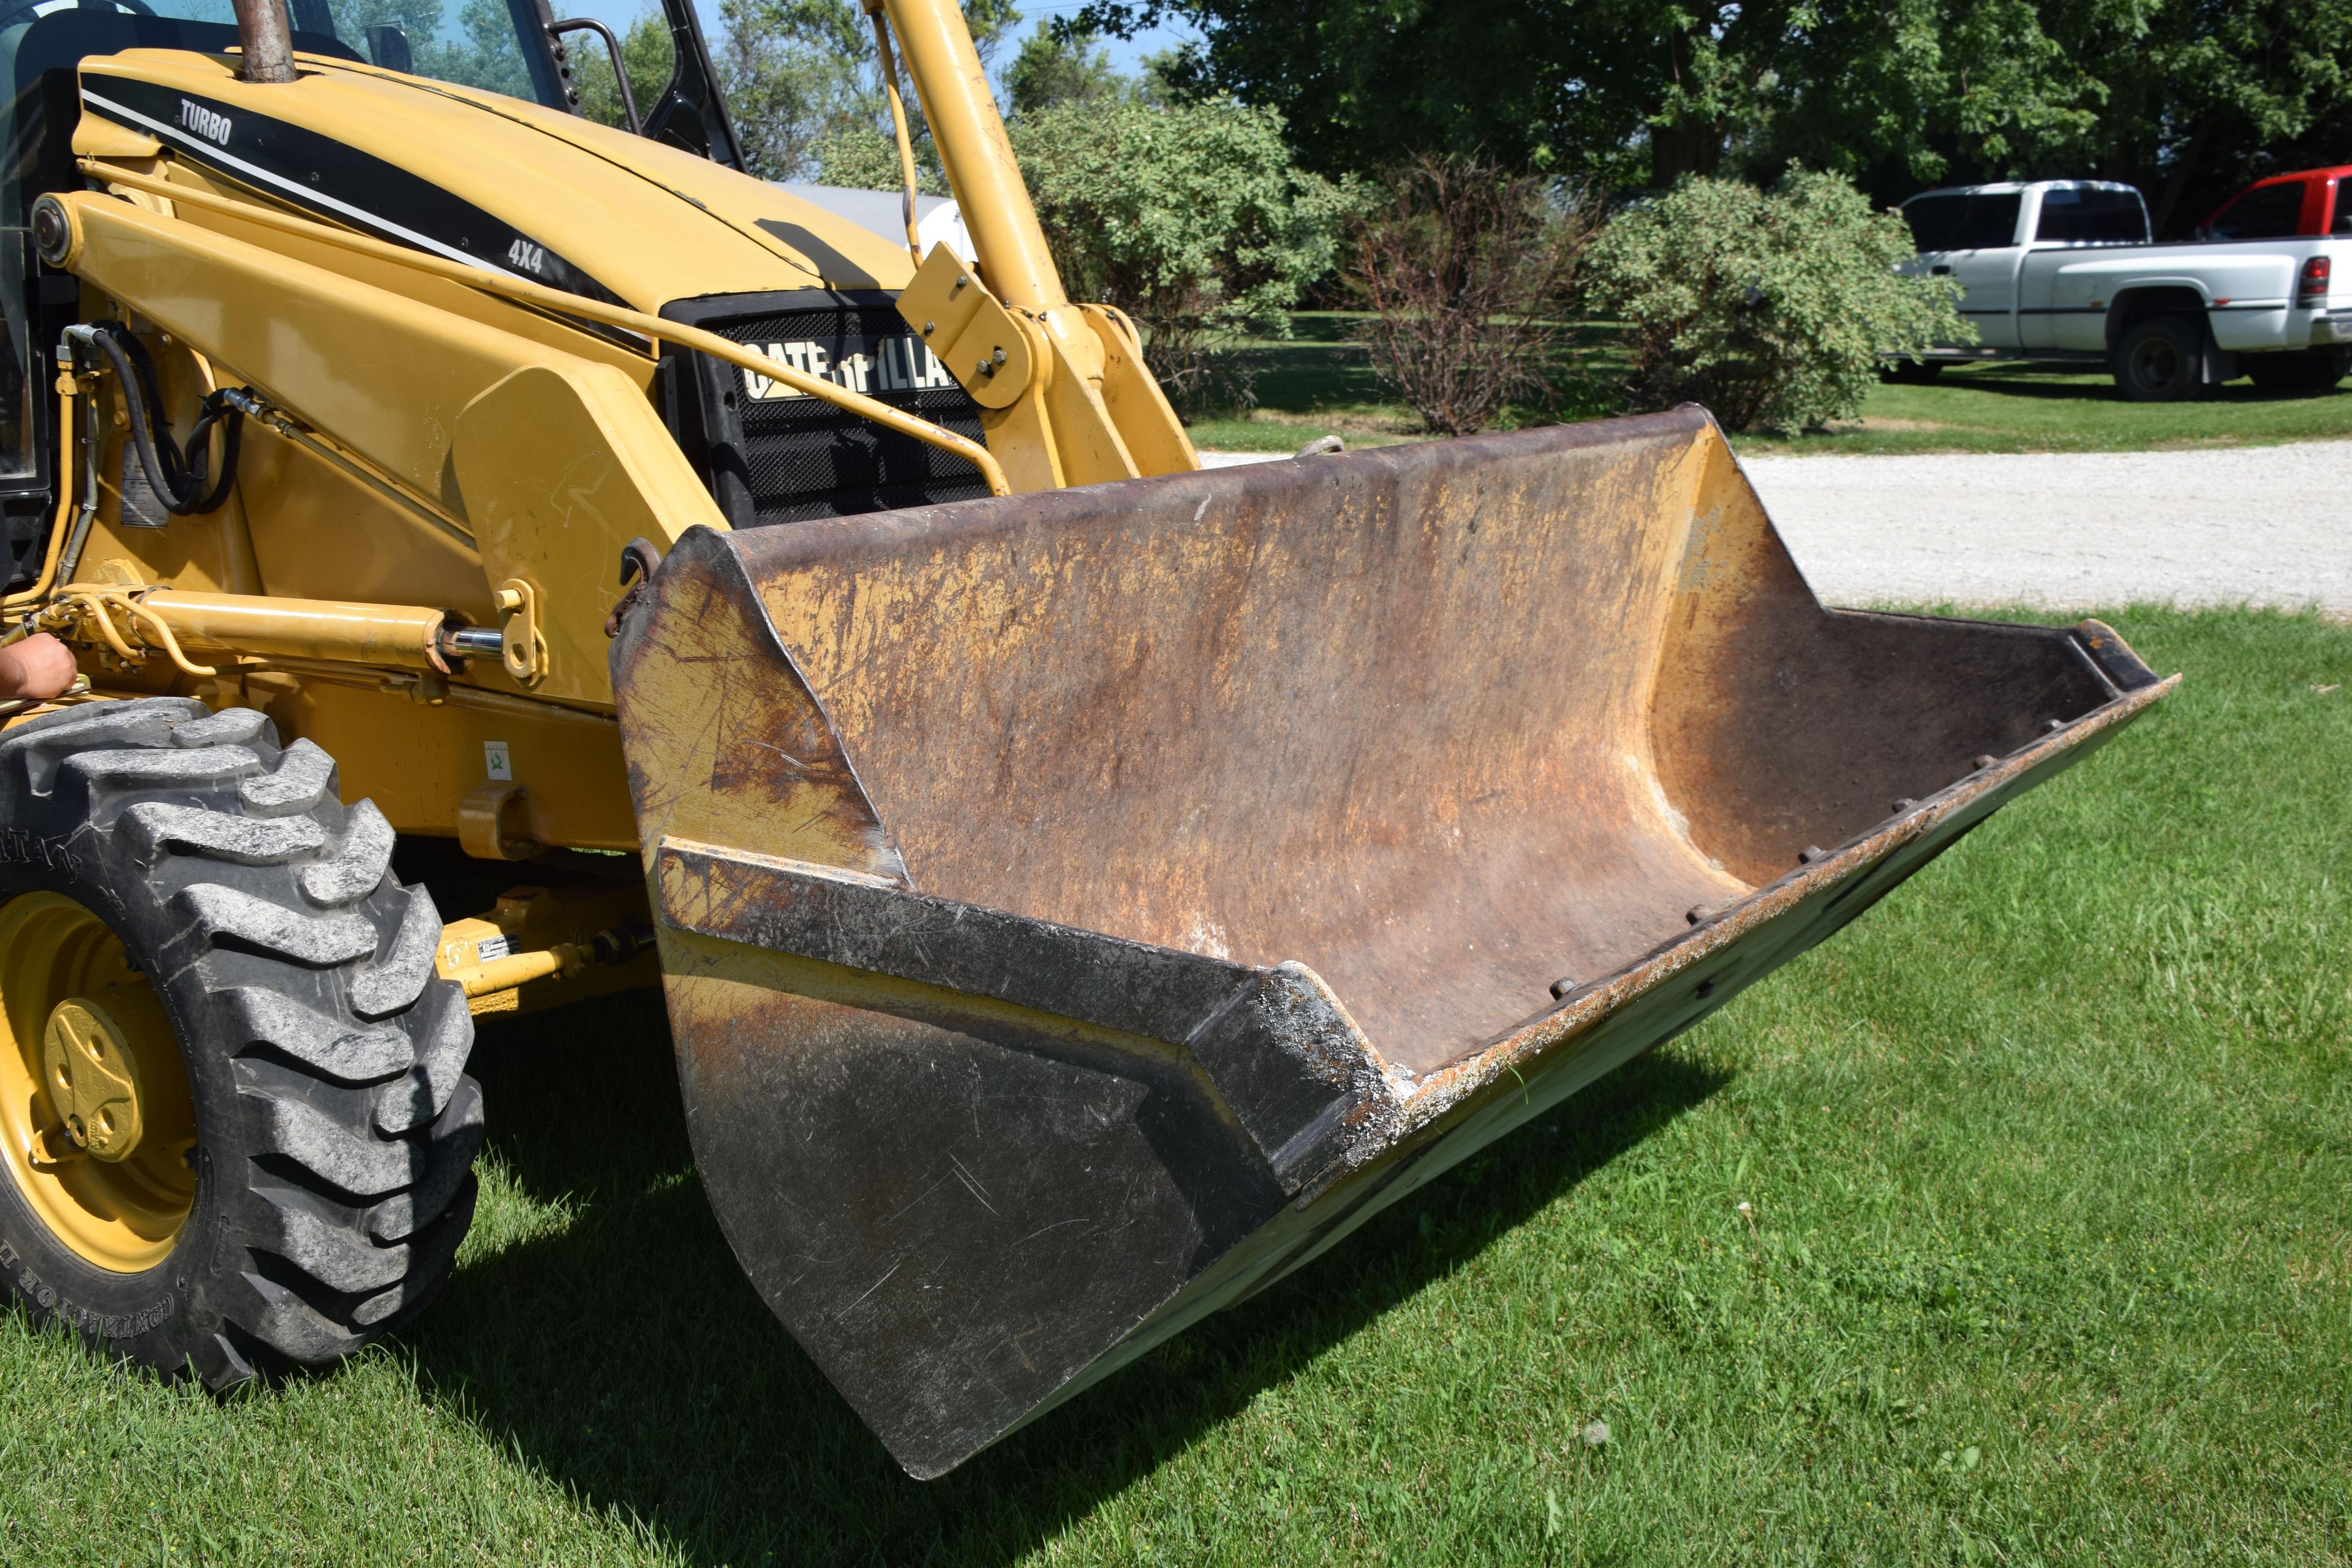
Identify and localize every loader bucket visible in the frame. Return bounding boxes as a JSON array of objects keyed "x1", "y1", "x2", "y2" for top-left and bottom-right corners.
[{"x1": 609, "y1": 405, "x2": 2171, "y2": 1477}]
